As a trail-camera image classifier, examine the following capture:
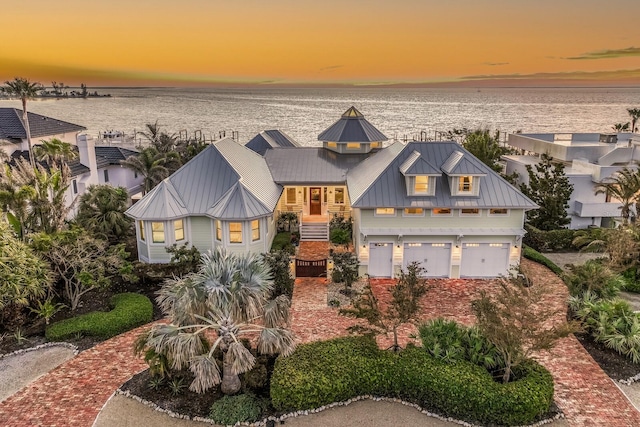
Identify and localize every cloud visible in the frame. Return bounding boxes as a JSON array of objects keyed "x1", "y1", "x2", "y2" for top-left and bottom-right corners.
[
  {"x1": 483, "y1": 62, "x2": 509, "y2": 66},
  {"x1": 565, "y1": 47, "x2": 640, "y2": 60},
  {"x1": 318, "y1": 65, "x2": 343, "y2": 72},
  {"x1": 461, "y1": 68, "x2": 640, "y2": 81}
]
